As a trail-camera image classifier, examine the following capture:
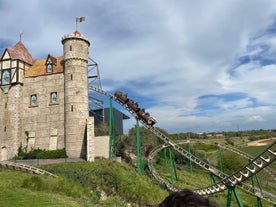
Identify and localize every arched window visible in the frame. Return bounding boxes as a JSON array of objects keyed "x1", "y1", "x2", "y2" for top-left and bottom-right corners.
[
  {"x1": 46, "y1": 64, "x2": 53, "y2": 73},
  {"x1": 51, "y1": 92, "x2": 57, "y2": 103},
  {"x1": 30, "y1": 94, "x2": 37, "y2": 106},
  {"x1": 2, "y1": 70, "x2": 10, "y2": 85}
]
